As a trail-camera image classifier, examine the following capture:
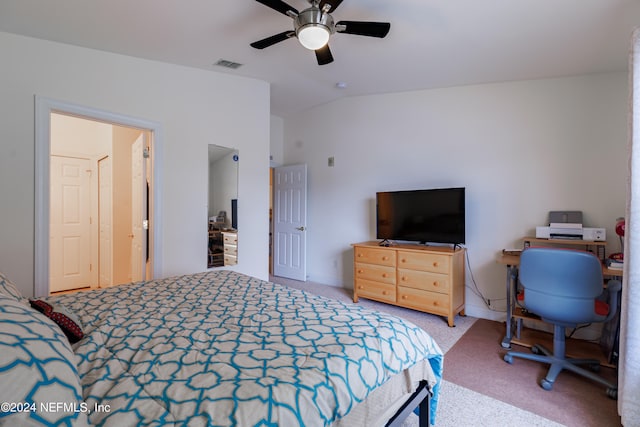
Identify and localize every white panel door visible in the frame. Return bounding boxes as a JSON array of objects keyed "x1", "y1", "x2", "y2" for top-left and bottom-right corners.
[
  {"x1": 273, "y1": 164, "x2": 307, "y2": 281},
  {"x1": 98, "y1": 156, "x2": 112, "y2": 287},
  {"x1": 130, "y1": 134, "x2": 146, "y2": 282},
  {"x1": 49, "y1": 156, "x2": 91, "y2": 293}
]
